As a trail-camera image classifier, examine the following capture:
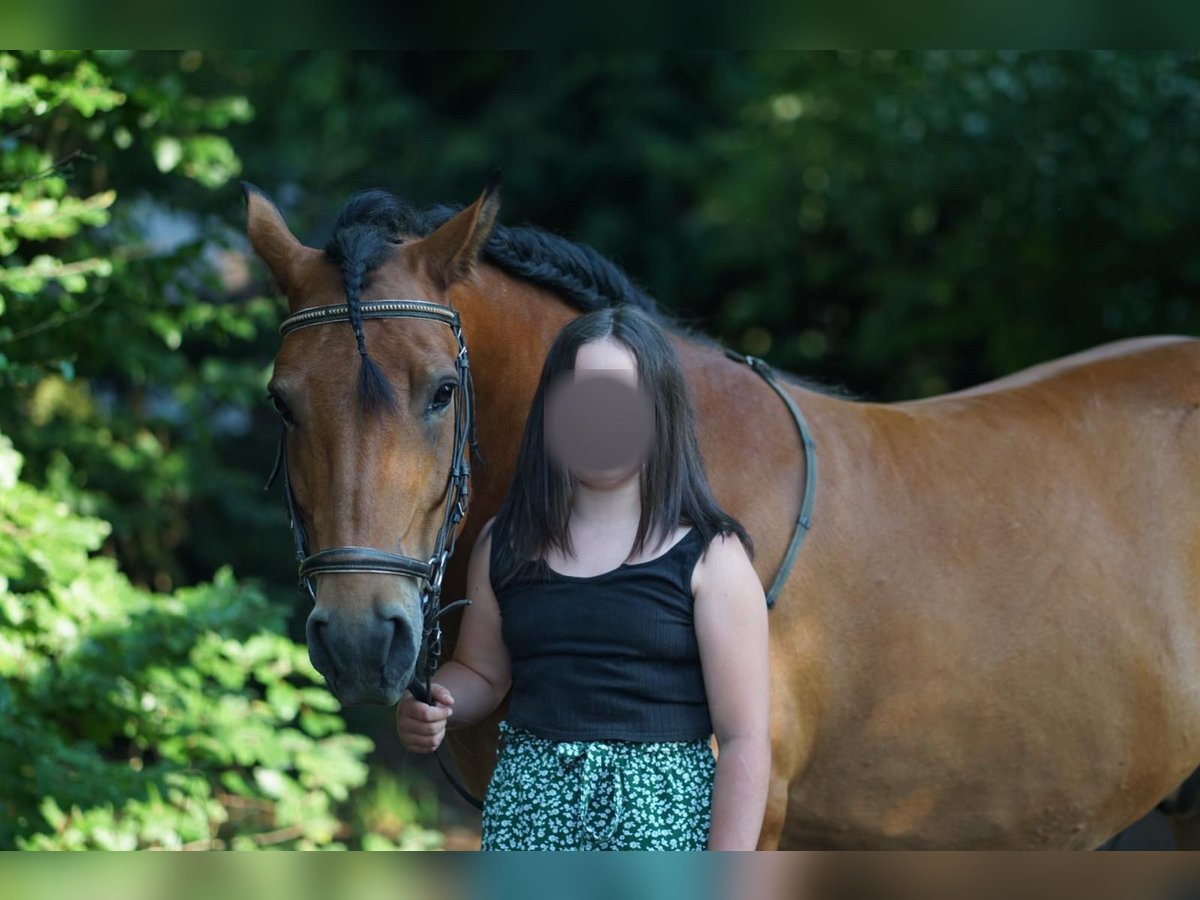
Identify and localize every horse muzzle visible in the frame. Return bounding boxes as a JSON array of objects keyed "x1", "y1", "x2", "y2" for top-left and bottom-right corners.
[{"x1": 305, "y1": 602, "x2": 421, "y2": 706}]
